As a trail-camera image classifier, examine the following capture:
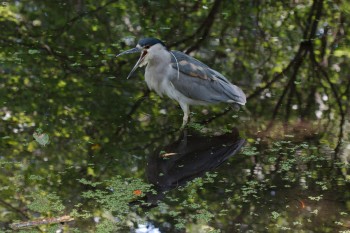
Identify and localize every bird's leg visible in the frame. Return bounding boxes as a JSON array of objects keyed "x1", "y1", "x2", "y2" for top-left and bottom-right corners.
[
  {"x1": 175, "y1": 128, "x2": 188, "y2": 151},
  {"x1": 179, "y1": 102, "x2": 190, "y2": 129}
]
